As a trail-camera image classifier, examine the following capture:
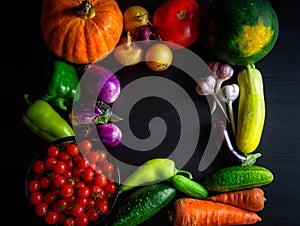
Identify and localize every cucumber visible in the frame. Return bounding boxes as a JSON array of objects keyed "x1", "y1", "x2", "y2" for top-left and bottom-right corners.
[
  {"x1": 105, "y1": 182, "x2": 176, "y2": 226},
  {"x1": 170, "y1": 175, "x2": 208, "y2": 199},
  {"x1": 203, "y1": 165, "x2": 274, "y2": 192}
]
